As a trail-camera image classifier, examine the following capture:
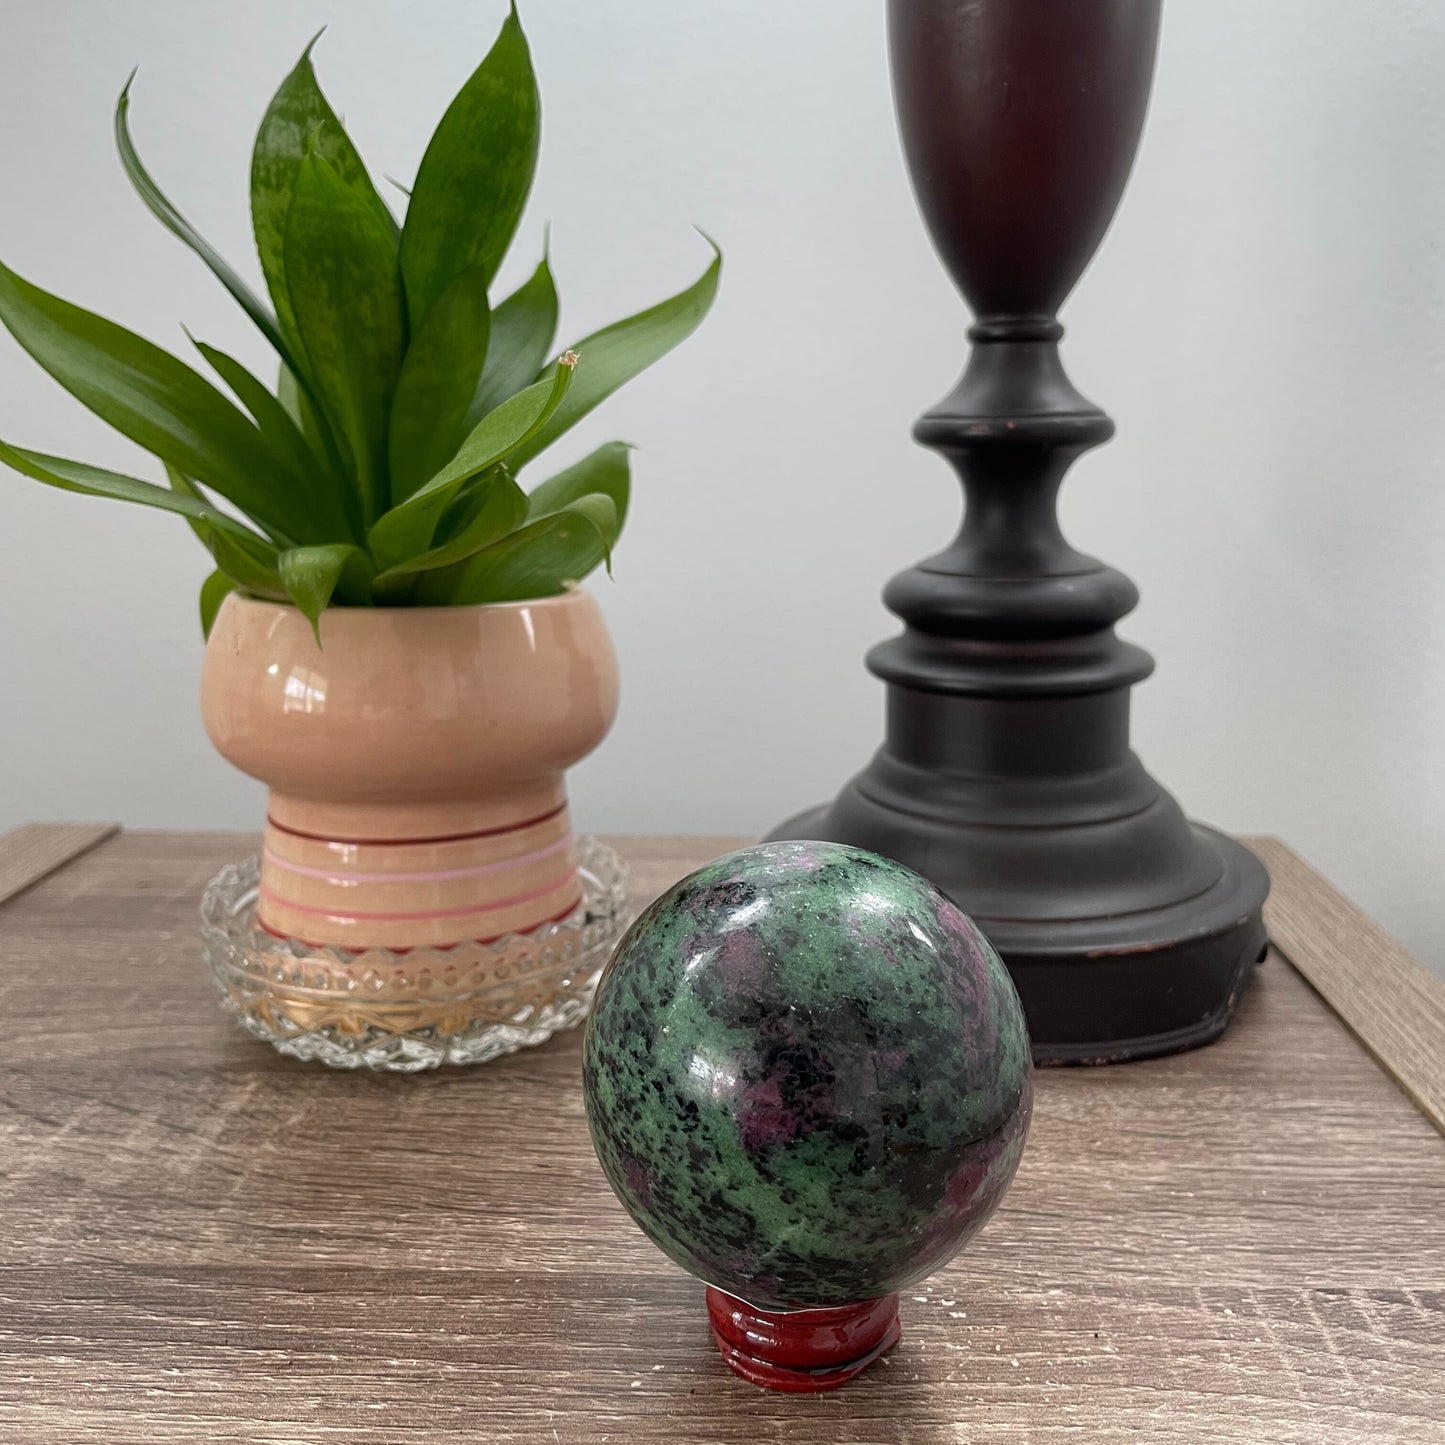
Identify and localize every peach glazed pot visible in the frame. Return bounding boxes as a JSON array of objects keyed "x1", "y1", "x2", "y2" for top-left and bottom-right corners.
[{"x1": 201, "y1": 588, "x2": 619, "y2": 953}]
